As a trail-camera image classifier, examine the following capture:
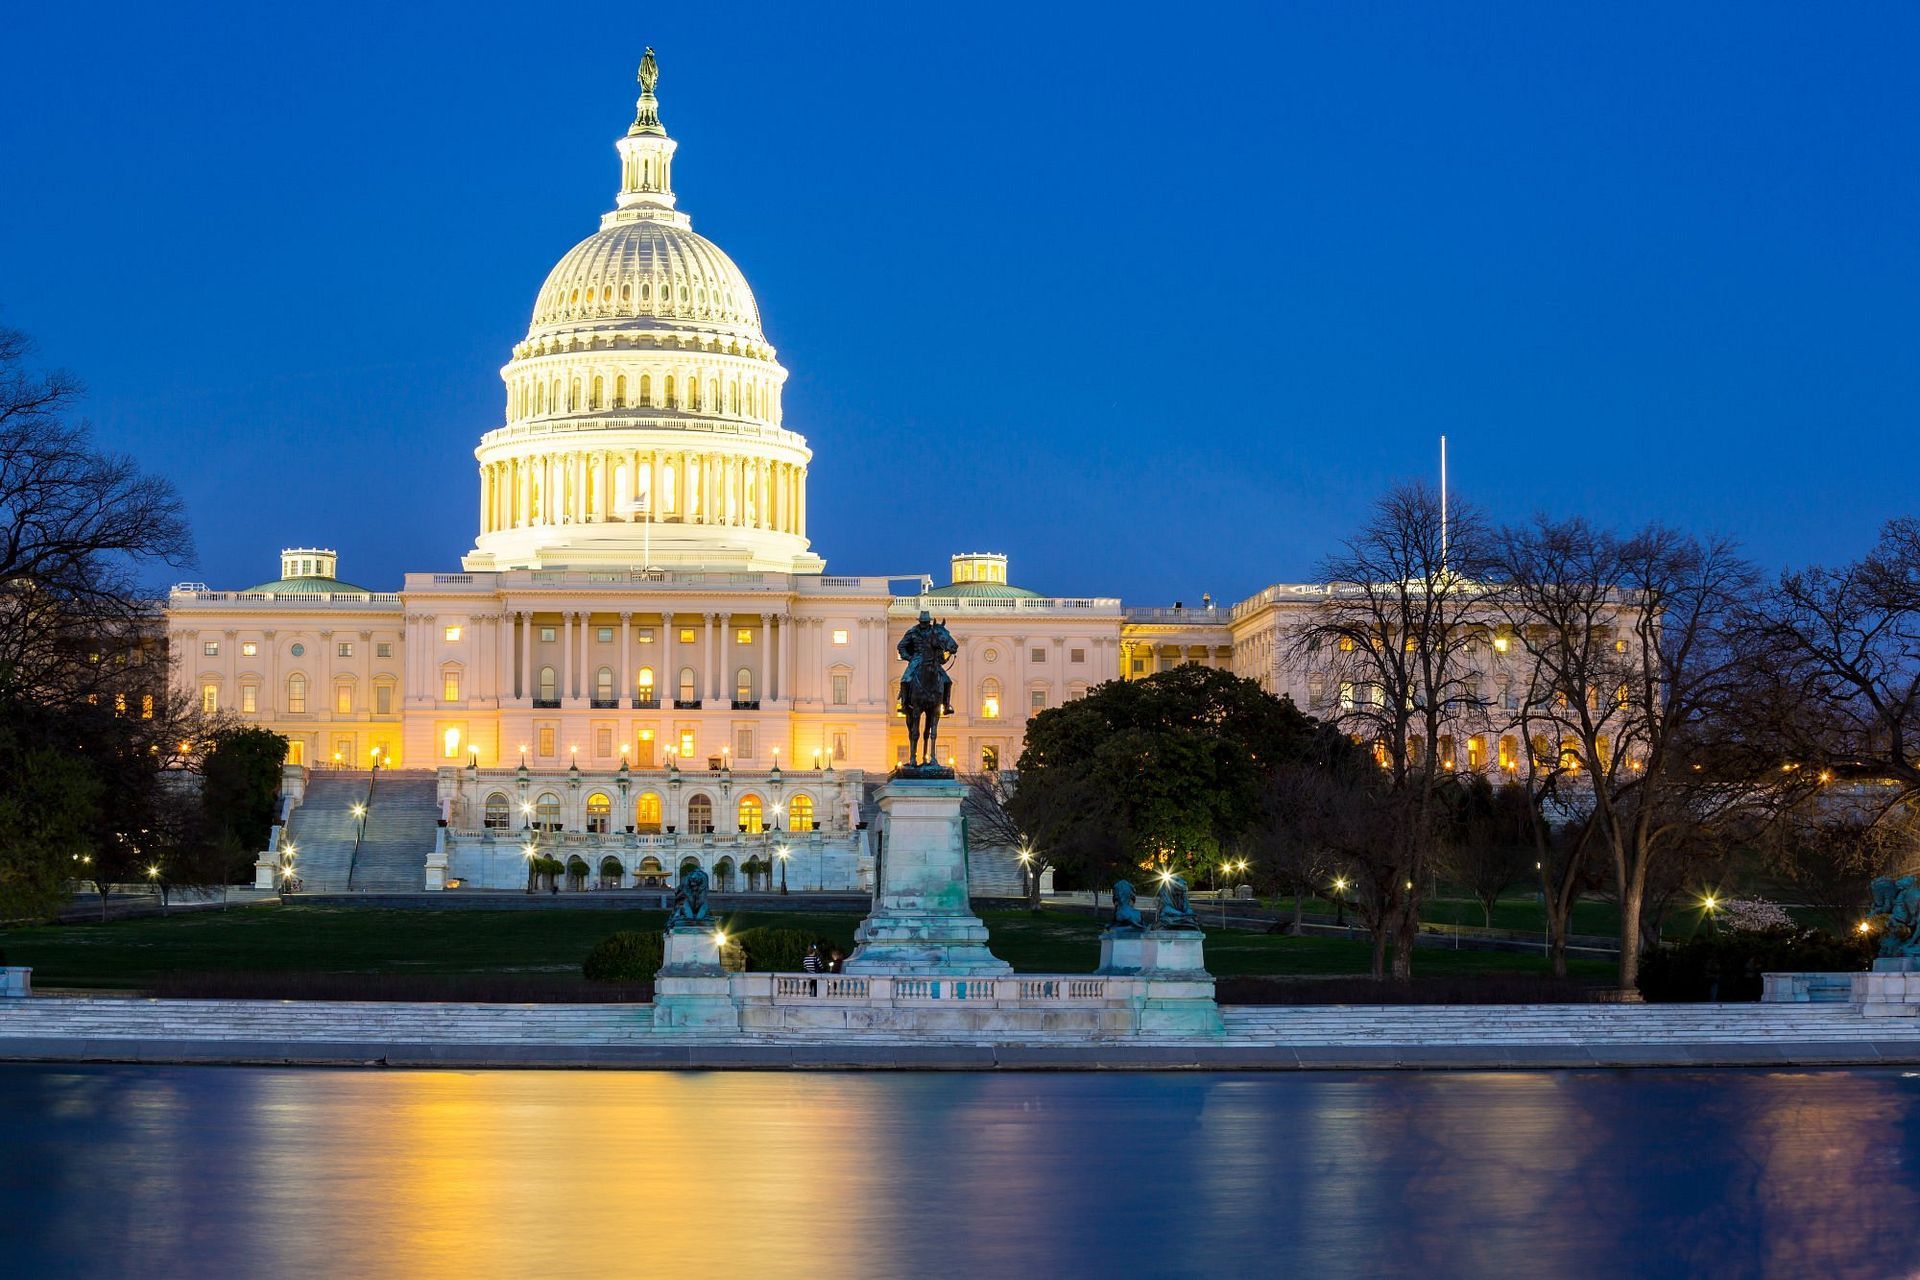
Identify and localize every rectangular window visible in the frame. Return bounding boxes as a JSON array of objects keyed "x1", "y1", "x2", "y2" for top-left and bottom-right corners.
[
  {"x1": 832, "y1": 629, "x2": 849, "y2": 646},
  {"x1": 337, "y1": 642, "x2": 353, "y2": 658},
  {"x1": 288, "y1": 683, "x2": 307, "y2": 713},
  {"x1": 735, "y1": 727, "x2": 754, "y2": 760},
  {"x1": 540, "y1": 627, "x2": 556, "y2": 643},
  {"x1": 596, "y1": 727, "x2": 613, "y2": 757},
  {"x1": 202, "y1": 641, "x2": 219, "y2": 657},
  {"x1": 679, "y1": 730, "x2": 696, "y2": 758},
  {"x1": 1031, "y1": 689, "x2": 1047, "y2": 711},
  {"x1": 679, "y1": 628, "x2": 695, "y2": 644},
  {"x1": 443, "y1": 673, "x2": 460, "y2": 702},
  {"x1": 375, "y1": 685, "x2": 392, "y2": 715},
  {"x1": 1131, "y1": 659, "x2": 1146, "y2": 674},
  {"x1": 336, "y1": 686, "x2": 352, "y2": 713},
  {"x1": 200, "y1": 683, "x2": 218, "y2": 713},
  {"x1": 831, "y1": 673, "x2": 850, "y2": 706},
  {"x1": 377, "y1": 642, "x2": 392, "y2": 658},
  {"x1": 597, "y1": 627, "x2": 614, "y2": 643},
  {"x1": 736, "y1": 628, "x2": 753, "y2": 645},
  {"x1": 636, "y1": 628, "x2": 654, "y2": 643},
  {"x1": 241, "y1": 685, "x2": 258, "y2": 714},
  {"x1": 538, "y1": 727, "x2": 556, "y2": 757},
  {"x1": 1070, "y1": 648, "x2": 1085, "y2": 664},
  {"x1": 832, "y1": 732, "x2": 849, "y2": 762},
  {"x1": 141, "y1": 694, "x2": 154, "y2": 720},
  {"x1": 1031, "y1": 648, "x2": 1045, "y2": 663},
  {"x1": 443, "y1": 728, "x2": 462, "y2": 759},
  {"x1": 241, "y1": 642, "x2": 258, "y2": 657},
  {"x1": 443, "y1": 626, "x2": 462, "y2": 642},
  {"x1": 981, "y1": 745, "x2": 999, "y2": 772}
]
